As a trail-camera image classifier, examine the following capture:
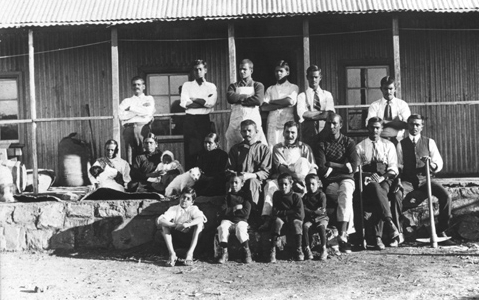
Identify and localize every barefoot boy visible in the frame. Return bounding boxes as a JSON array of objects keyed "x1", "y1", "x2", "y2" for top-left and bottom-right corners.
[
  {"x1": 302, "y1": 173, "x2": 329, "y2": 261},
  {"x1": 217, "y1": 174, "x2": 252, "y2": 264},
  {"x1": 270, "y1": 173, "x2": 305, "y2": 262},
  {"x1": 157, "y1": 187, "x2": 206, "y2": 267}
]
